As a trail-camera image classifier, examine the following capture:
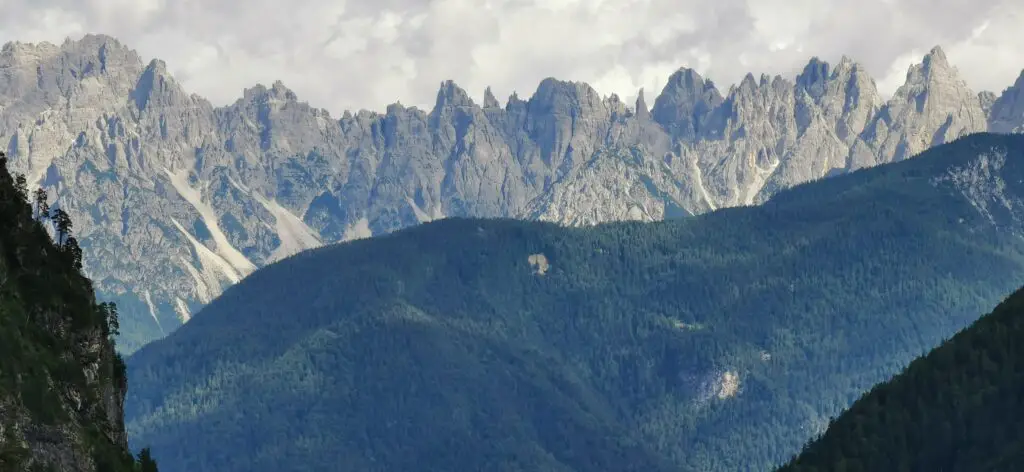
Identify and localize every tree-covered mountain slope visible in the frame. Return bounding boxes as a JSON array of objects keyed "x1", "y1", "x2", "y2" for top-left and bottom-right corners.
[
  {"x1": 127, "y1": 133, "x2": 1024, "y2": 472},
  {"x1": 0, "y1": 153, "x2": 156, "y2": 471},
  {"x1": 778, "y1": 283, "x2": 1024, "y2": 472}
]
